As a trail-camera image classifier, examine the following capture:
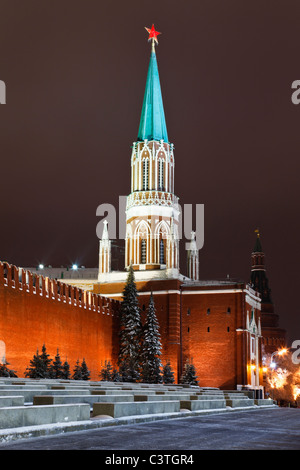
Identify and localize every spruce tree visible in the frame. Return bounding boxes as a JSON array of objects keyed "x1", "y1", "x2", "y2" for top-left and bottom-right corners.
[
  {"x1": 72, "y1": 359, "x2": 82, "y2": 380},
  {"x1": 99, "y1": 360, "x2": 113, "y2": 381},
  {"x1": 80, "y1": 358, "x2": 90, "y2": 381},
  {"x1": 40, "y1": 344, "x2": 52, "y2": 378},
  {"x1": 25, "y1": 349, "x2": 45, "y2": 378},
  {"x1": 118, "y1": 264, "x2": 142, "y2": 382},
  {"x1": 141, "y1": 294, "x2": 162, "y2": 383},
  {"x1": 51, "y1": 349, "x2": 64, "y2": 379},
  {"x1": 62, "y1": 359, "x2": 71, "y2": 380},
  {"x1": 112, "y1": 367, "x2": 121, "y2": 382},
  {"x1": 180, "y1": 359, "x2": 198, "y2": 386},
  {"x1": 0, "y1": 362, "x2": 17, "y2": 378},
  {"x1": 163, "y1": 361, "x2": 175, "y2": 384}
]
